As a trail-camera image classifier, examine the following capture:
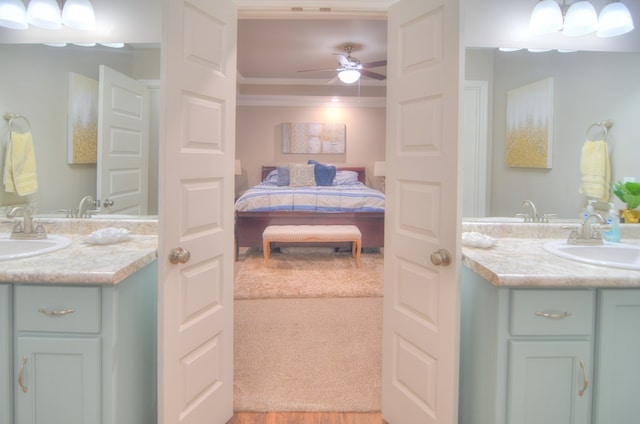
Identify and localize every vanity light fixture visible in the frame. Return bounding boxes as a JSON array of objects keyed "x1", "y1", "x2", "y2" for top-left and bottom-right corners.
[
  {"x1": 0, "y1": 0, "x2": 28, "y2": 29},
  {"x1": 338, "y1": 69, "x2": 360, "y2": 84},
  {"x1": 529, "y1": 0, "x2": 634, "y2": 38},
  {"x1": 0, "y1": 0, "x2": 95, "y2": 30}
]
